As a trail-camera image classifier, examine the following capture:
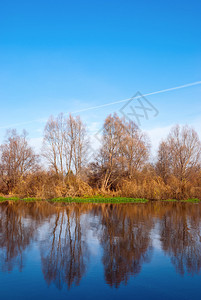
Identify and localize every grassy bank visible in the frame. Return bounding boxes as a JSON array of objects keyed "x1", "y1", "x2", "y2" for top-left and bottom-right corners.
[
  {"x1": 50, "y1": 196, "x2": 149, "y2": 203},
  {"x1": 0, "y1": 196, "x2": 148, "y2": 203},
  {"x1": 0, "y1": 196, "x2": 200, "y2": 203}
]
